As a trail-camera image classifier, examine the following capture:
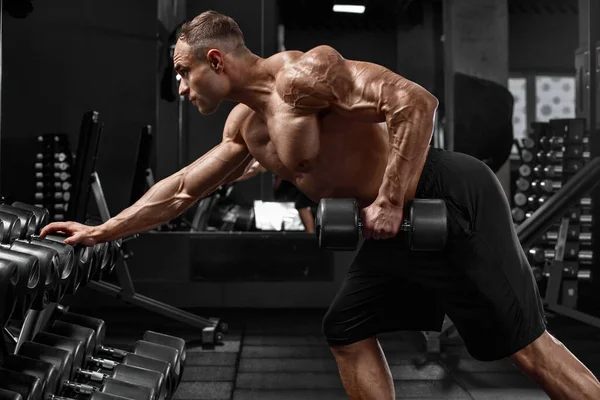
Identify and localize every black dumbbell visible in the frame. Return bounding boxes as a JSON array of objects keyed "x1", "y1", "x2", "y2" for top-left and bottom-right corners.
[
  {"x1": 56, "y1": 306, "x2": 179, "y2": 393},
  {"x1": 51, "y1": 313, "x2": 177, "y2": 396},
  {"x1": 45, "y1": 320, "x2": 167, "y2": 400},
  {"x1": 0, "y1": 248, "x2": 40, "y2": 320},
  {"x1": 0, "y1": 389, "x2": 23, "y2": 400},
  {"x1": 28, "y1": 333, "x2": 154, "y2": 400},
  {"x1": 315, "y1": 198, "x2": 448, "y2": 251},
  {"x1": 3, "y1": 240, "x2": 62, "y2": 311},
  {"x1": 0, "y1": 354, "x2": 61, "y2": 398},
  {"x1": 27, "y1": 236, "x2": 79, "y2": 295},
  {"x1": 0, "y1": 259, "x2": 19, "y2": 327},
  {"x1": 43, "y1": 234, "x2": 95, "y2": 288},
  {"x1": 17, "y1": 341, "x2": 73, "y2": 392},
  {"x1": 0, "y1": 369, "x2": 43, "y2": 400},
  {"x1": 61, "y1": 379, "x2": 152, "y2": 400},
  {"x1": 10, "y1": 203, "x2": 50, "y2": 234},
  {"x1": 0, "y1": 205, "x2": 37, "y2": 240},
  {"x1": 0, "y1": 211, "x2": 22, "y2": 244}
]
